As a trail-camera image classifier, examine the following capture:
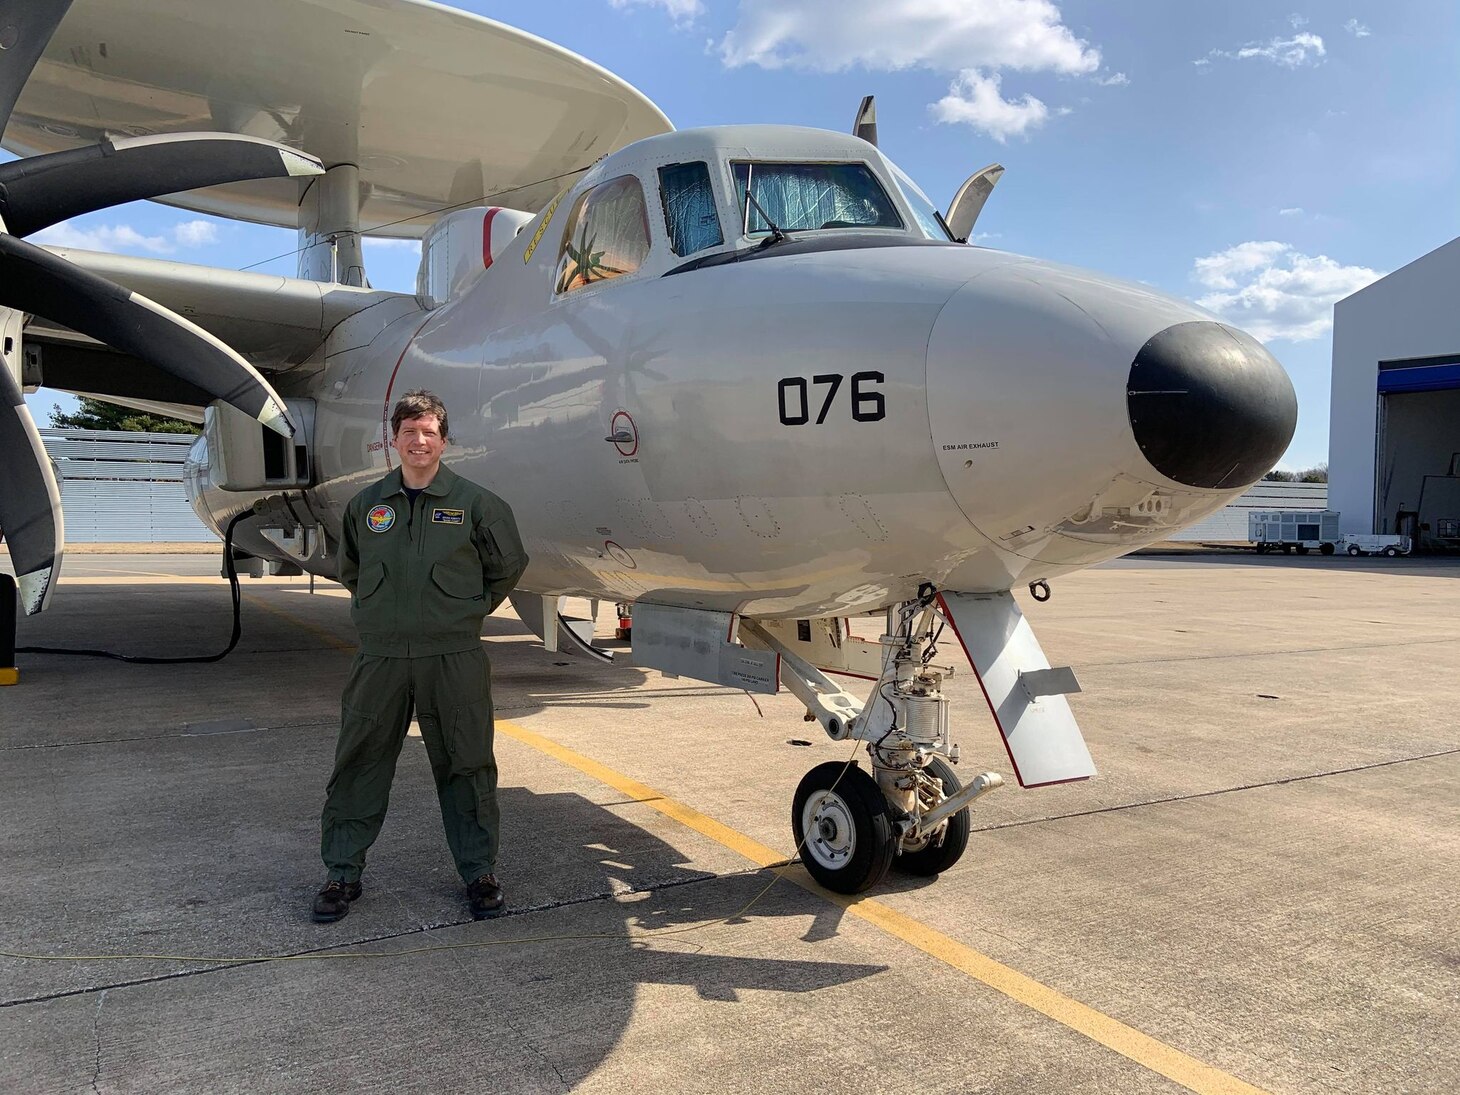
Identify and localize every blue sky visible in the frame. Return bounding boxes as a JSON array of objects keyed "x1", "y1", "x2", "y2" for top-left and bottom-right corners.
[{"x1": 22, "y1": 0, "x2": 1458, "y2": 470}]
